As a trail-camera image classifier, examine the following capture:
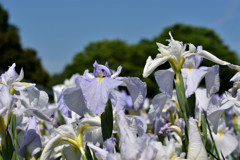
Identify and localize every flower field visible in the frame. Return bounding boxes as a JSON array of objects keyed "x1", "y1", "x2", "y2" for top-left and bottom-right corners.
[{"x1": 0, "y1": 33, "x2": 240, "y2": 160}]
